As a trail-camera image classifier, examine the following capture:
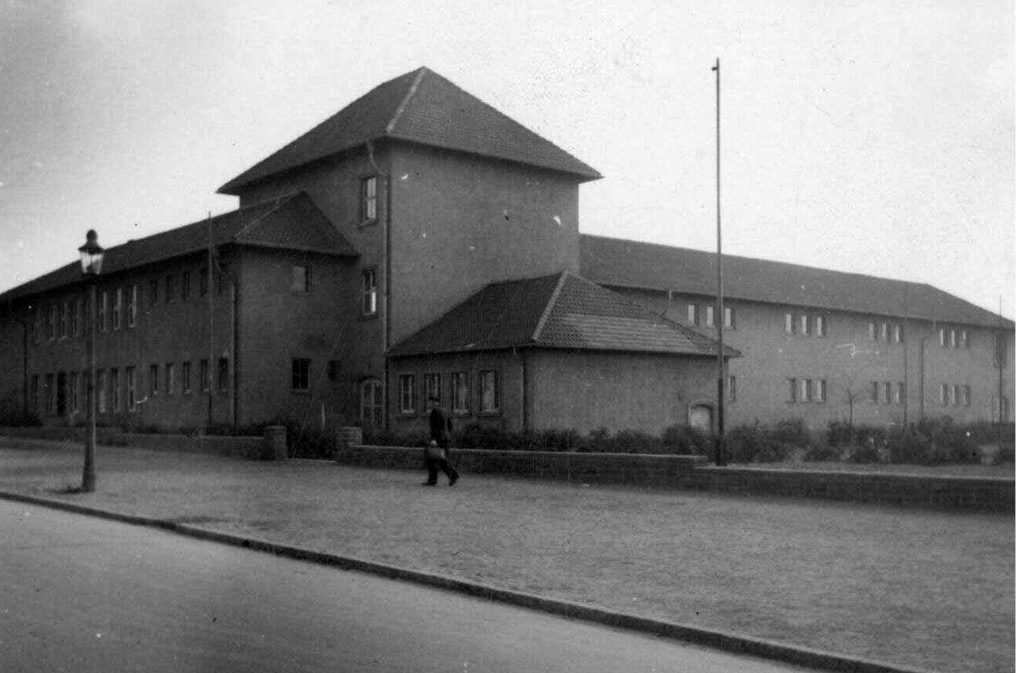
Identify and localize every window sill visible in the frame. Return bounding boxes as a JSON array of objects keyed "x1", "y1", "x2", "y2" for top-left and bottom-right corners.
[
  {"x1": 358, "y1": 218, "x2": 379, "y2": 229},
  {"x1": 359, "y1": 313, "x2": 379, "y2": 321}
]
